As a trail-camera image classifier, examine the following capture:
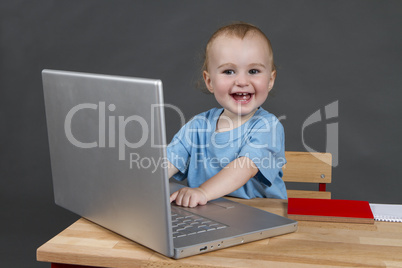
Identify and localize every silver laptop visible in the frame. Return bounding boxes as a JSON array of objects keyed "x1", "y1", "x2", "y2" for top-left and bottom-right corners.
[{"x1": 42, "y1": 69, "x2": 297, "y2": 259}]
